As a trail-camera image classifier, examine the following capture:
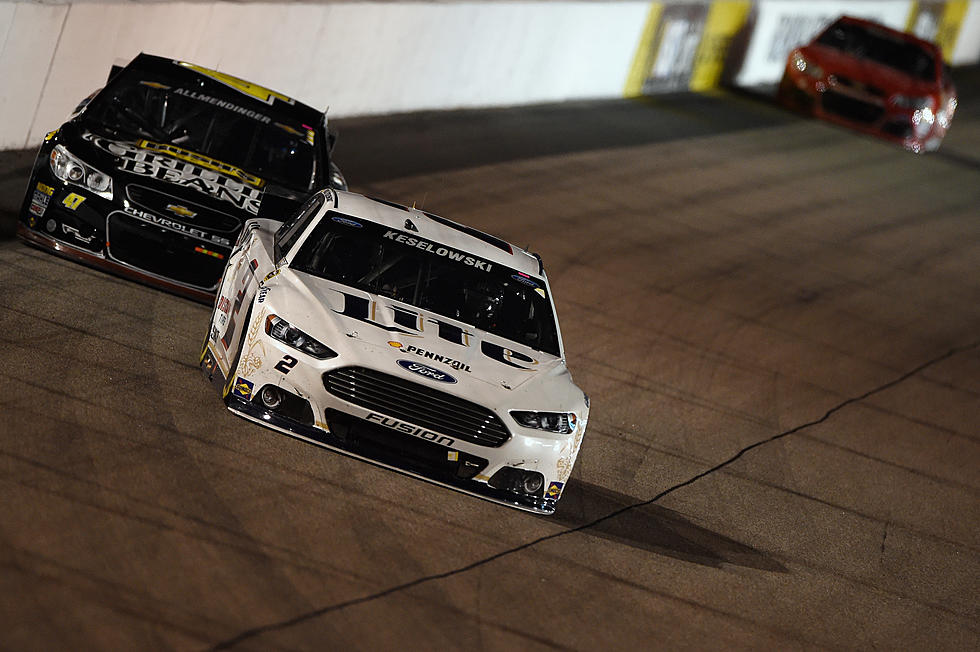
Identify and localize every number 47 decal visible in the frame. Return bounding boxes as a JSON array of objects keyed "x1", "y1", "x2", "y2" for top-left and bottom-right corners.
[{"x1": 274, "y1": 355, "x2": 297, "y2": 374}]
